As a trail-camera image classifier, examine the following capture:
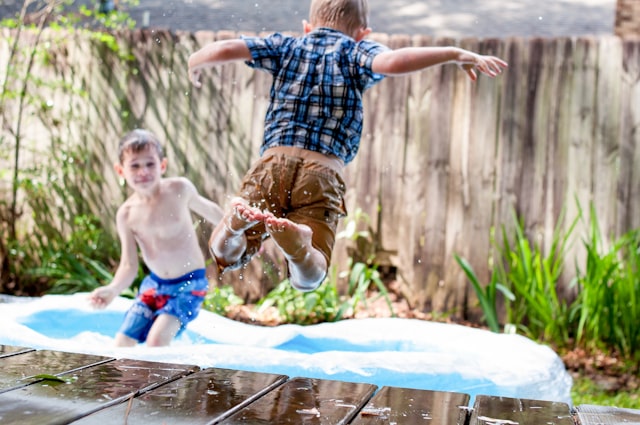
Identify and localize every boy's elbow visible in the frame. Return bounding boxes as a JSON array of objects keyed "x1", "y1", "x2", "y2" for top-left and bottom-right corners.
[
  {"x1": 215, "y1": 39, "x2": 251, "y2": 63},
  {"x1": 372, "y1": 54, "x2": 391, "y2": 75},
  {"x1": 372, "y1": 54, "x2": 405, "y2": 76}
]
